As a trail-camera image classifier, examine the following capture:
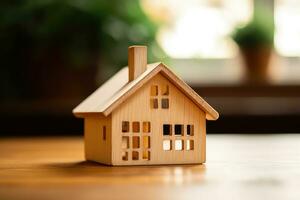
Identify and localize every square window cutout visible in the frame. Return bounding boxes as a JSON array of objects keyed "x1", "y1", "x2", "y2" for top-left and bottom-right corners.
[
  {"x1": 186, "y1": 140, "x2": 194, "y2": 150},
  {"x1": 122, "y1": 136, "x2": 129, "y2": 149},
  {"x1": 163, "y1": 140, "x2": 172, "y2": 151},
  {"x1": 132, "y1": 151, "x2": 139, "y2": 160},
  {"x1": 151, "y1": 98, "x2": 158, "y2": 109},
  {"x1": 143, "y1": 150, "x2": 150, "y2": 160},
  {"x1": 187, "y1": 125, "x2": 194, "y2": 136},
  {"x1": 143, "y1": 122, "x2": 151, "y2": 133},
  {"x1": 122, "y1": 152, "x2": 128, "y2": 161},
  {"x1": 143, "y1": 136, "x2": 150, "y2": 149},
  {"x1": 132, "y1": 136, "x2": 140, "y2": 149},
  {"x1": 175, "y1": 140, "x2": 183, "y2": 151},
  {"x1": 132, "y1": 121, "x2": 140, "y2": 132},
  {"x1": 175, "y1": 124, "x2": 183, "y2": 136},
  {"x1": 162, "y1": 85, "x2": 169, "y2": 95},
  {"x1": 122, "y1": 121, "x2": 129, "y2": 132},
  {"x1": 161, "y1": 98, "x2": 169, "y2": 109},
  {"x1": 163, "y1": 124, "x2": 172, "y2": 136},
  {"x1": 151, "y1": 85, "x2": 158, "y2": 96}
]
